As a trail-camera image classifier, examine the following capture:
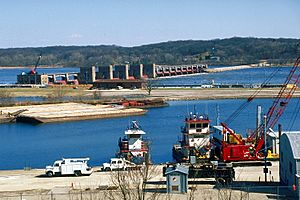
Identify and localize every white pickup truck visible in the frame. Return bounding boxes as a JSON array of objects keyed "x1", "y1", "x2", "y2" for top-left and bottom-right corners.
[
  {"x1": 102, "y1": 158, "x2": 137, "y2": 171},
  {"x1": 45, "y1": 158, "x2": 93, "y2": 177}
]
